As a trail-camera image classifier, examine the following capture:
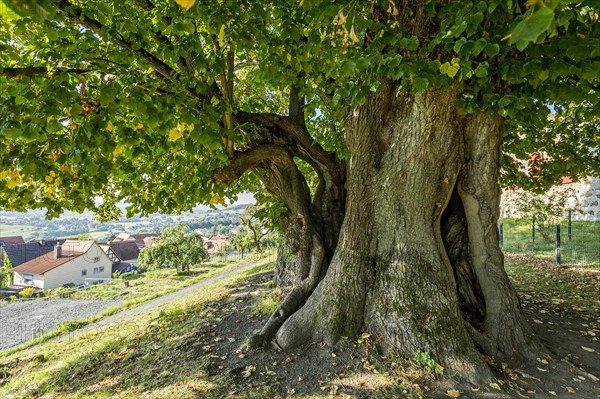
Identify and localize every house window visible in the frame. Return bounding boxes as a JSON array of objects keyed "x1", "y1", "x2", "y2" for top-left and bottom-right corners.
[
  {"x1": 23, "y1": 274, "x2": 33, "y2": 285},
  {"x1": 93, "y1": 256, "x2": 100, "y2": 263},
  {"x1": 81, "y1": 269, "x2": 87, "y2": 277},
  {"x1": 93, "y1": 266, "x2": 104, "y2": 274}
]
